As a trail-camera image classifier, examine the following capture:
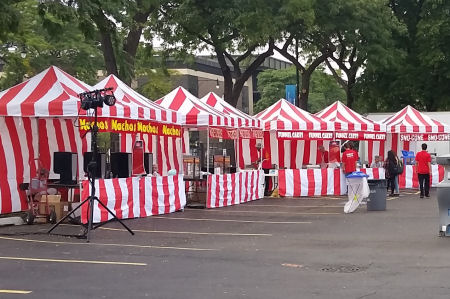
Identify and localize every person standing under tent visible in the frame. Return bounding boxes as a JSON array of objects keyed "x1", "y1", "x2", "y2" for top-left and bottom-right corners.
[
  {"x1": 341, "y1": 142, "x2": 358, "y2": 175},
  {"x1": 317, "y1": 145, "x2": 329, "y2": 168},
  {"x1": 370, "y1": 155, "x2": 384, "y2": 168},
  {"x1": 255, "y1": 143, "x2": 272, "y2": 196},
  {"x1": 385, "y1": 150, "x2": 401, "y2": 197},
  {"x1": 415, "y1": 143, "x2": 432, "y2": 198}
]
